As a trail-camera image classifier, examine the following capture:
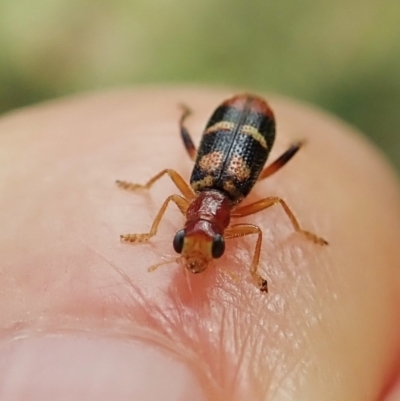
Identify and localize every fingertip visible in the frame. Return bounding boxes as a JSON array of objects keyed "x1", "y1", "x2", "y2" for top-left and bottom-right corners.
[{"x1": 1, "y1": 87, "x2": 399, "y2": 401}]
